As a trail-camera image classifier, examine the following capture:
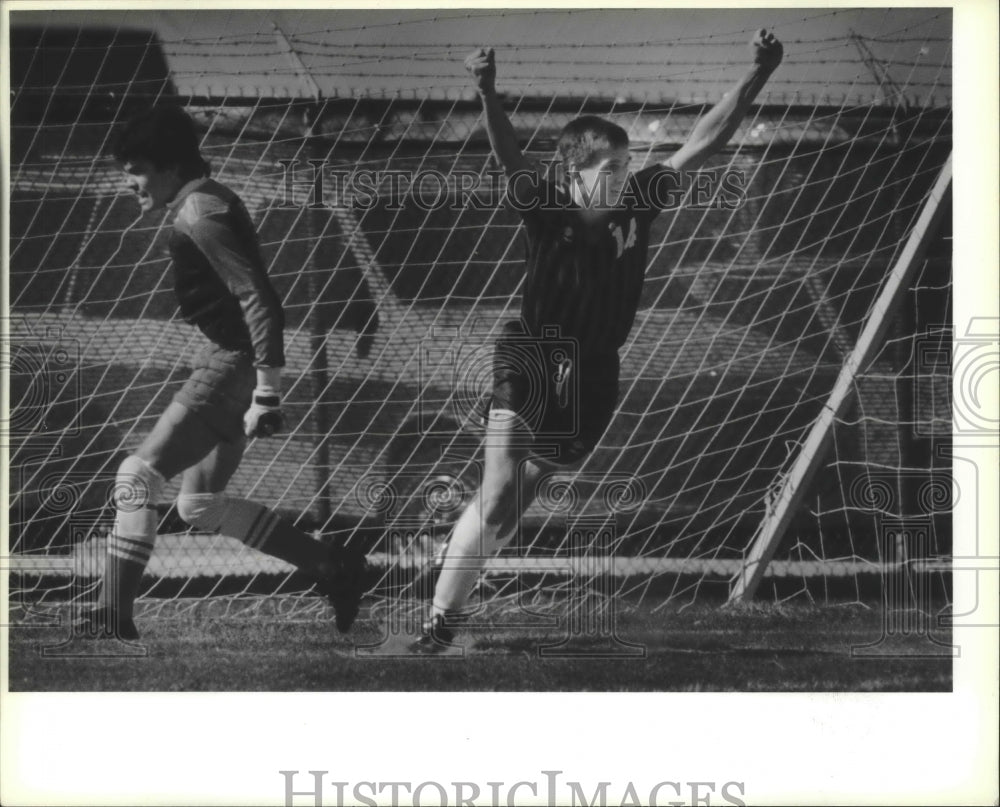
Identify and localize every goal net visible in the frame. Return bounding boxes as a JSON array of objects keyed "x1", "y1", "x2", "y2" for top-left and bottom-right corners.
[{"x1": 6, "y1": 9, "x2": 952, "y2": 627}]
